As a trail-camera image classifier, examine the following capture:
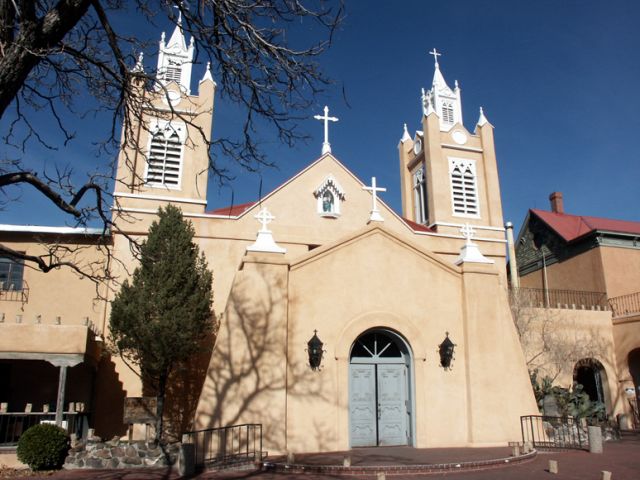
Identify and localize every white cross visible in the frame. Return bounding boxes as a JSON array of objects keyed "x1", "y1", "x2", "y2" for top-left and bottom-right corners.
[
  {"x1": 429, "y1": 48, "x2": 442, "y2": 67},
  {"x1": 363, "y1": 177, "x2": 387, "y2": 222},
  {"x1": 314, "y1": 105, "x2": 339, "y2": 154},
  {"x1": 254, "y1": 207, "x2": 275, "y2": 232},
  {"x1": 460, "y1": 223, "x2": 476, "y2": 245}
]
